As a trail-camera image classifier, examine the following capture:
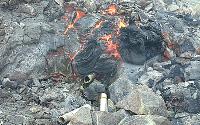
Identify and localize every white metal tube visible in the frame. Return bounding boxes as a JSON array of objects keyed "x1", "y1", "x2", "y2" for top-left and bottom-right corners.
[{"x1": 100, "y1": 93, "x2": 108, "y2": 112}]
